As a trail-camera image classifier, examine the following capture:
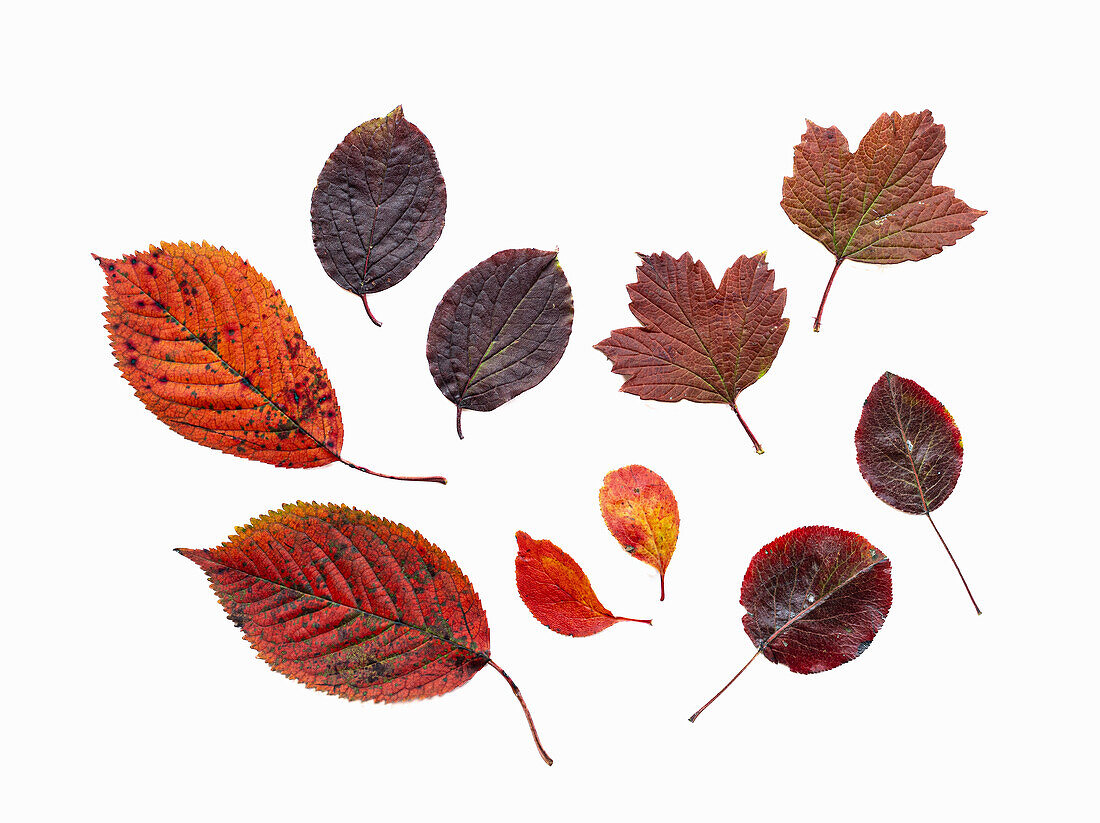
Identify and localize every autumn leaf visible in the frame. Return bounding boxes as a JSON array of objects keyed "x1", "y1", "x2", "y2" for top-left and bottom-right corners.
[
  {"x1": 594, "y1": 252, "x2": 788, "y2": 454},
  {"x1": 856, "y1": 372, "x2": 980, "y2": 615},
  {"x1": 514, "y1": 531, "x2": 651, "y2": 637},
  {"x1": 96, "y1": 242, "x2": 444, "y2": 484},
  {"x1": 427, "y1": 248, "x2": 573, "y2": 439},
  {"x1": 781, "y1": 110, "x2": 986, "y2": 332},
  {"x1": 310, "y1": 106, "x2": 446, "y2": 326},
  {"x1": 598, "y1": 465, "x2": 679, "y2": 600},
  {"x1": 179, "y1": 502, "x2": 551, "y2": 765},
  {"x1": 690, "y1": 526, "x2": 892, "y2": 722}
]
